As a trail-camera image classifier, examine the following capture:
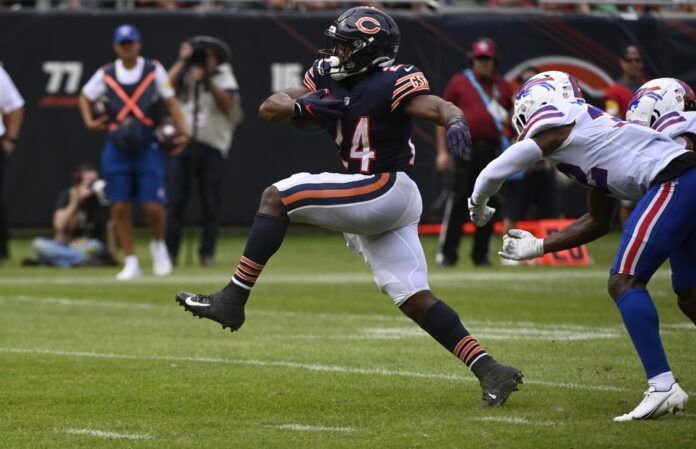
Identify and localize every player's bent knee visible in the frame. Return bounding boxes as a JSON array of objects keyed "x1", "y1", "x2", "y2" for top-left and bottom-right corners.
[
  {"x1": 399, "y1": 290, "x2": 437, "y2": 325},
  {"x1": 258, "y1": 186, "x2": 286, "y2": 216},
  {"x1": 607, "y1": 274, "x2": 645, "y2": 301}
]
